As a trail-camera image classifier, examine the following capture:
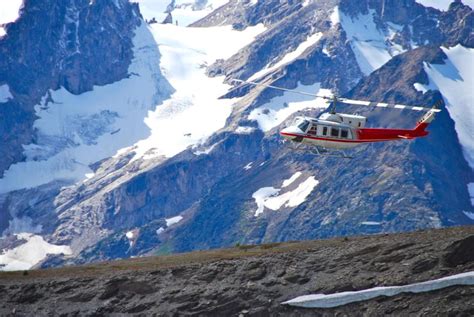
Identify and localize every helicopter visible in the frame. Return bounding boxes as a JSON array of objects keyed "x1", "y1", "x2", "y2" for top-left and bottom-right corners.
[{"x1": 232, "y1": 79, "x2": 441, "y2": 159}]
